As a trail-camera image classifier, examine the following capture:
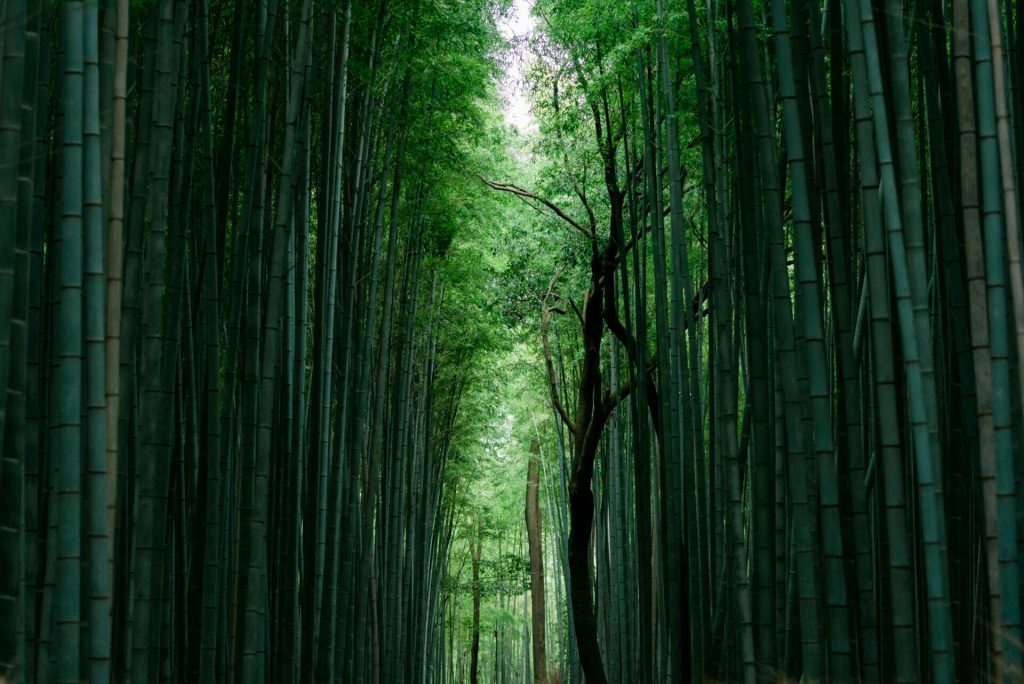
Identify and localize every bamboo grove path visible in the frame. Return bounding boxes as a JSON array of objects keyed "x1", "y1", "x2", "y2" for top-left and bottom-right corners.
[{"x1": 2, "y1": 0, "x2": 1024, "y2": 682}]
